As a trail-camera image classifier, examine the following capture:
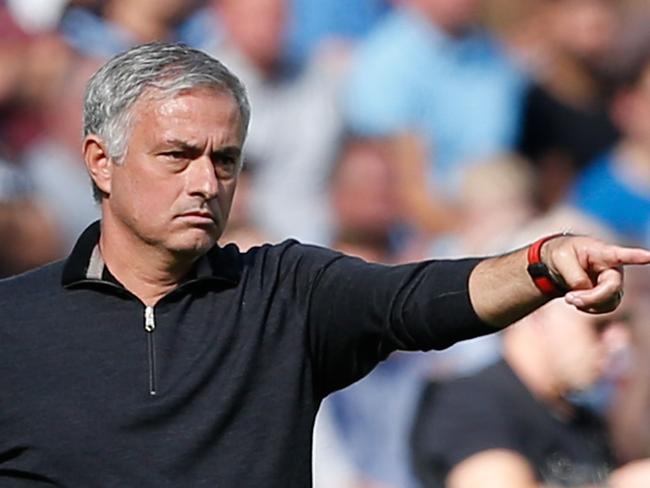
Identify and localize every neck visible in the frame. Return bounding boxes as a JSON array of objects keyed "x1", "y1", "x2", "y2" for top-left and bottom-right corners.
[{"x1": 98, "y1": 217, "x2": 194, "y2": 306}]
